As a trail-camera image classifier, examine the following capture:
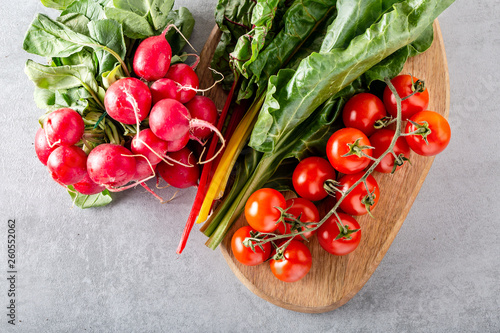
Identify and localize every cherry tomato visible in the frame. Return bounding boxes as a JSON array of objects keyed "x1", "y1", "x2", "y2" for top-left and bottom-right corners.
[
  {"x1": 292, "y1": 157, "x2": 336, "y2": 201},
  {"x1": 276, "y1": 198, "x2": 319, "y2": 241},
  {"x1": 231, "y1": 226, "x2": 271, "y2": 266},
  {"x1": 317, "y1": 213, "x2": 361, "y2": 256},
  {"x1": 383, "y1": 75, "x2": 429, "y2": 120},
  {"x1": 326, "y1": 128, "x2": 372, "y2": 174},
  {"x1": 336, "y1": 172, "x2": 380, "y2": 216},
  {"x1": 342, "y1": 93, "x2": 387, "y2": 136},
  {"x1": 369, "y1": 129, "x2": 411, "y2": 173},
  {"x1": 405, "y1": 110, "x2": 451, "y2": 156},
  {"x1": 245, "y1": 188, "x2": 286, "y2": 233},
  {"x1": 269, "y1": 240, "x2": 312, "y2": 283}
]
